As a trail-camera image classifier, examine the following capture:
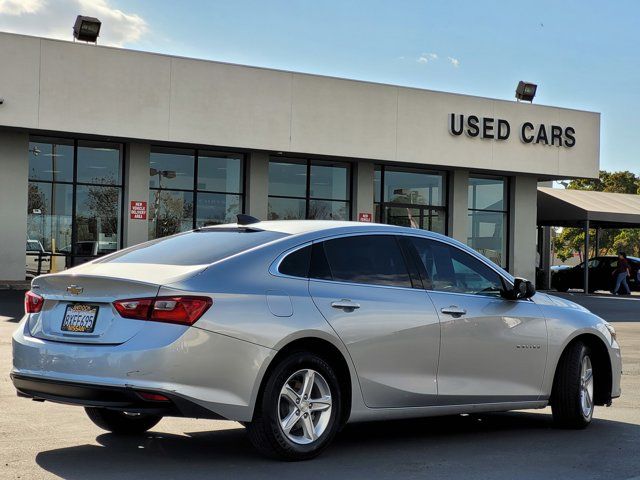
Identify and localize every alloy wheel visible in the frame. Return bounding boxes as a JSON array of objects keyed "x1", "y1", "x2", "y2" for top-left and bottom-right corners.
[
  {"x1": 278, "y1": 368, "x2": 332, "y2": 445},
  {"x1": 580, "y1": 355, "x2": 594, "y2": 418}
]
